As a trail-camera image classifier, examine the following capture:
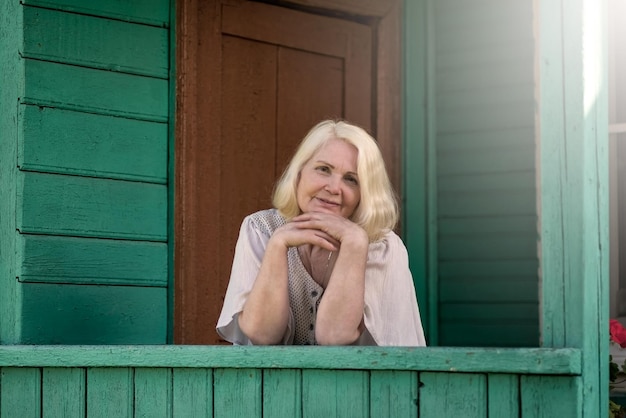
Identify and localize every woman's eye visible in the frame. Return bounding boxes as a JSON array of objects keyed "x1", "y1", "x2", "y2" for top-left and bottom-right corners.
[
  {"x1": 316, "y1": 166, "x2": 330, "y2": 173},
  {"x1": 345, "y1": 176, "x2": 359, "y2": 186}
]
